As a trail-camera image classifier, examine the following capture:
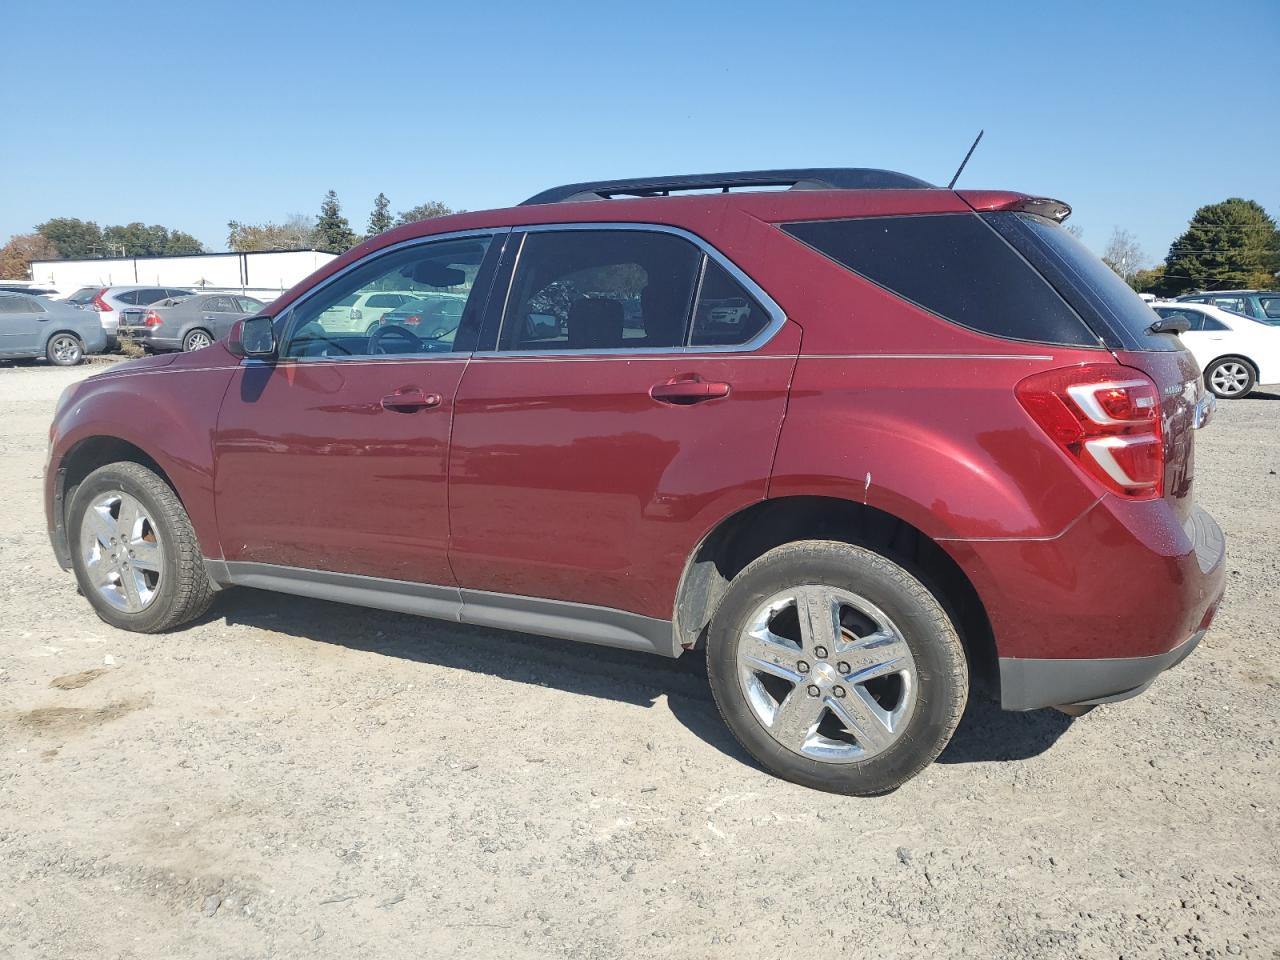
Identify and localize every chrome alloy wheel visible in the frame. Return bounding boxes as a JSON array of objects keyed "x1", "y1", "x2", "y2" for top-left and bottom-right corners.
[
  {"x1": 736, "y1": 586, "x2": 918, "y2": 763},
  {"x1": 1210, "y1": 361, "x2": 1251, "y2": 396},
  {"x1": 184, "y1": 330, "x2": 213, "y2": 351},
  {"x1": 50, "y1": 335, "x2": 81, "y2": 364},
  {"x1": 79, "y1": 491, "x2": 164, "y2": 612}
]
